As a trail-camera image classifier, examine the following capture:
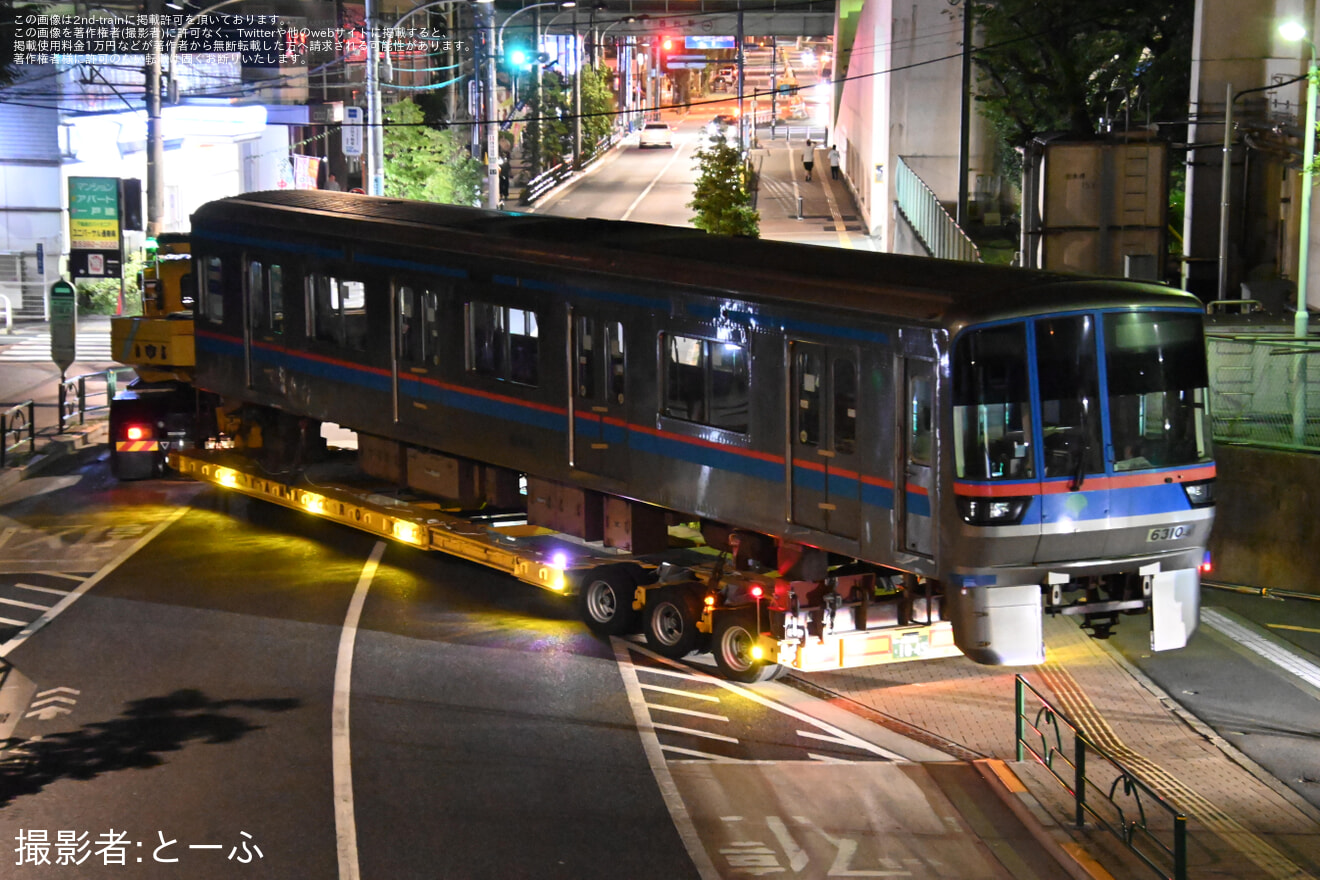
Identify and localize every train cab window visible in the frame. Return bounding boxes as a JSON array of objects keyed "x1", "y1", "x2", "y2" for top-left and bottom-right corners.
[
  {"x1": 1103, "y1": 311, "x2": 1212, "y2": 470},
  {"x1": 467, "y1": 300, "x2": 539, "y2": 385},
  {"x1": 796, "y1": 350, "x2": 822, "y2": 446},
  {"x1": 268, "y1": 265, "x2": 284, "y2": 335},
  {"x1": 953, "y1": 323, "x2": 1034, "y2": 480},
  {"x1": 576, "y1": 317, "x2": 598, "y2": 398},
  {"x1": 909, "y1": 376, "x2": 934, "y2": 466},
  {"x1": 202, "y1": 257, "x2": 224, "y2": 323},
  {"x1": 664, "y1": 334, "x2": 749, "y2": 433},
  {"x1": 309, "y1": 274, "x2": 367, "y2": 351},
  {"x1": 1036, "y1": 315, "x2": 1103, "y2": 479}
]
